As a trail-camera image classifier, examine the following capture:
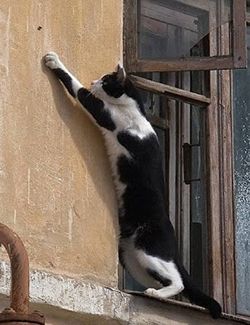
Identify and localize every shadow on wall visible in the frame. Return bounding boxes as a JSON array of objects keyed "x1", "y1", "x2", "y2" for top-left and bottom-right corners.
[{"x1": 41, "y1": 58, "x2": 118, "y2": 234}]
